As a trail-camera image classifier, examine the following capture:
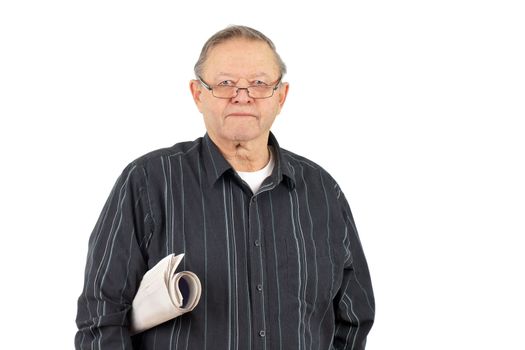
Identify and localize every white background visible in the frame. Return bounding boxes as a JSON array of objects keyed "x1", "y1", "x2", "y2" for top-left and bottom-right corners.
[{"x1": 1, "y1": 1, "x2": 524, "y2": 349}]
